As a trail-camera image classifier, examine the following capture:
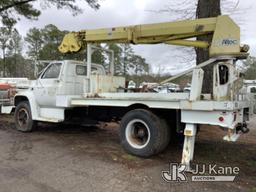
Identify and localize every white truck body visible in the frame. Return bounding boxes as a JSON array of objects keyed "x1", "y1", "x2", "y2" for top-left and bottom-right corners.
[
  {"x1": 13, "y1": 48, "x2": 252, "y2": 169},
  {"x1": 15, "y1": 58, "x2": 251, "y2": 125}
]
